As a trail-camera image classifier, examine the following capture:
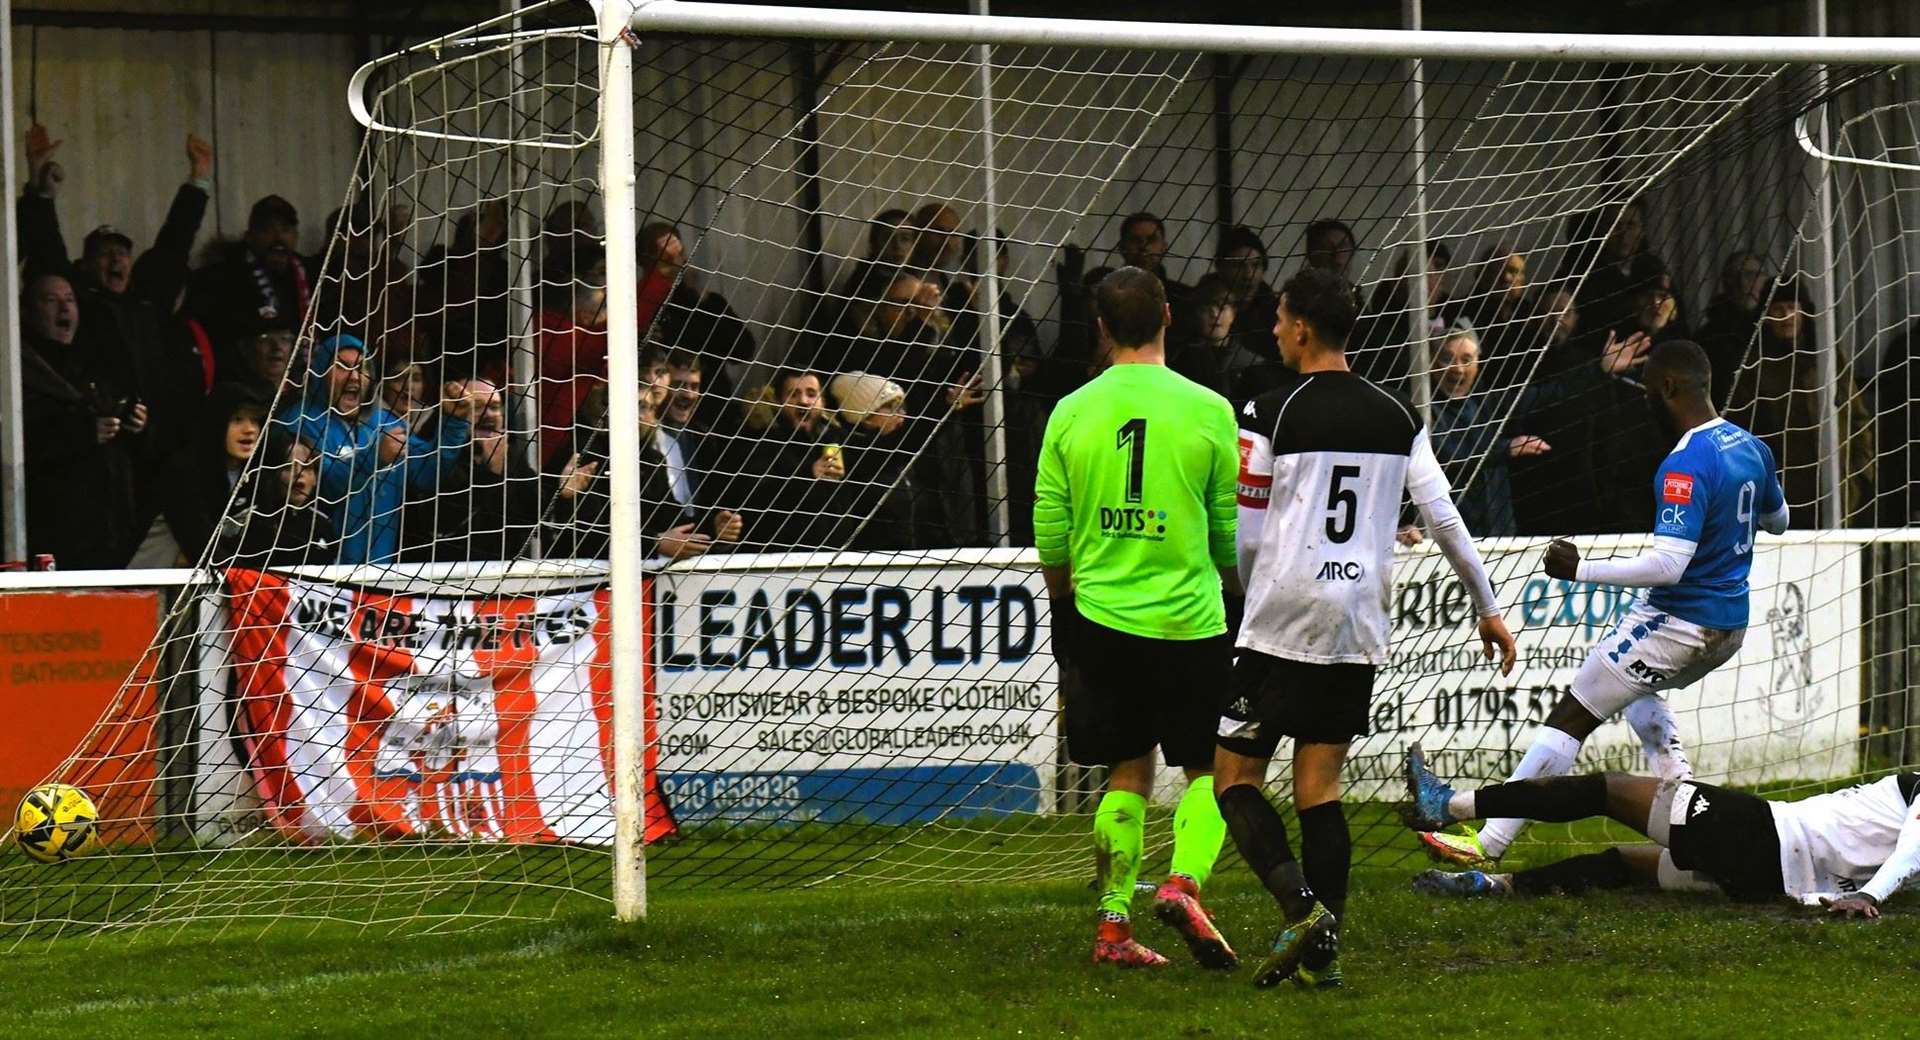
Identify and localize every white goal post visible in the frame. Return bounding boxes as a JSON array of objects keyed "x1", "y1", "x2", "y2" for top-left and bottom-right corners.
[{"x1": 624, "y1": 2, "x2": 1920, "y2": 64}]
